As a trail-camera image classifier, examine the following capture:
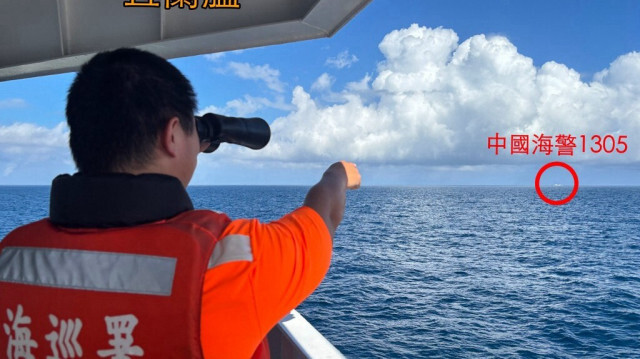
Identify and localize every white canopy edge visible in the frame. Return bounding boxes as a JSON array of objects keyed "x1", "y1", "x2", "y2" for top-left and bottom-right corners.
[{"x1": 0, "y1": 0, "x2": 371, "y2": 82}]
